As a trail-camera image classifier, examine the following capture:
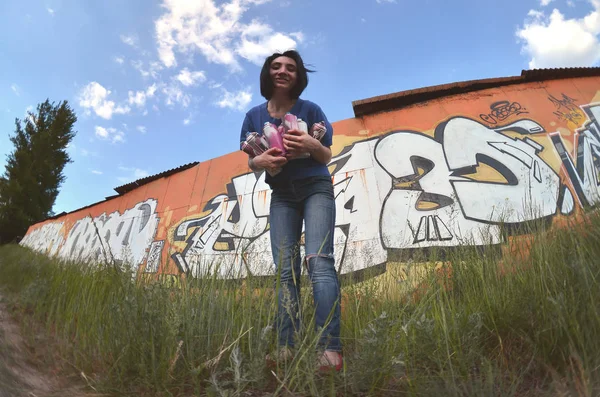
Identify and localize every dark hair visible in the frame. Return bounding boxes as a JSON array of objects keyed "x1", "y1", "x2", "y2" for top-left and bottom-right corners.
[{"x1": 260, "y1": 50, "x2": 315, "y2": 100}]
